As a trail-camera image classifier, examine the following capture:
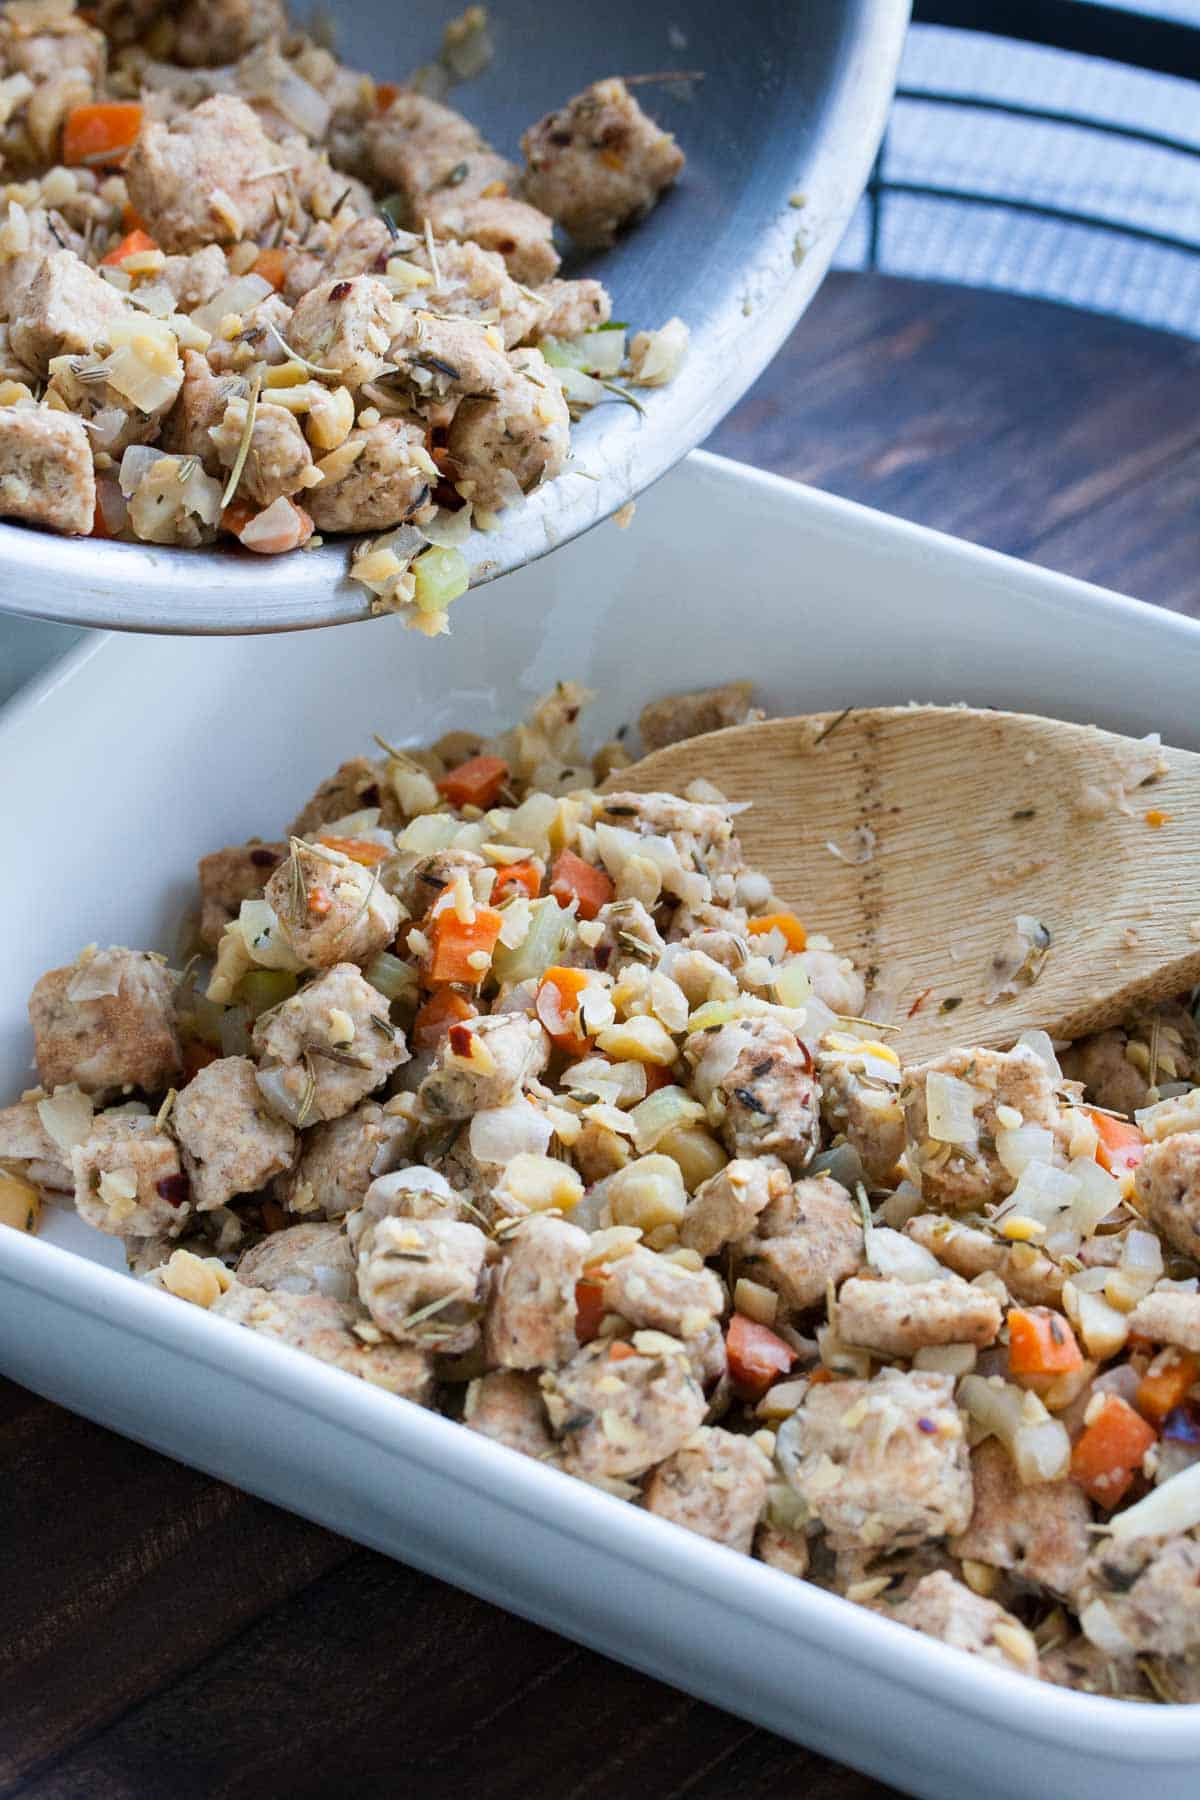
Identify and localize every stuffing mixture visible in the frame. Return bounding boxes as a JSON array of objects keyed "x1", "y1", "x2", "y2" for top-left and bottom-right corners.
[
  {"x1": 0, "y1": 0, "x2": 688, "y2": 629},
  {"x1": 7, "y1": 679, "x2": 1200, "y2": 1704}
]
